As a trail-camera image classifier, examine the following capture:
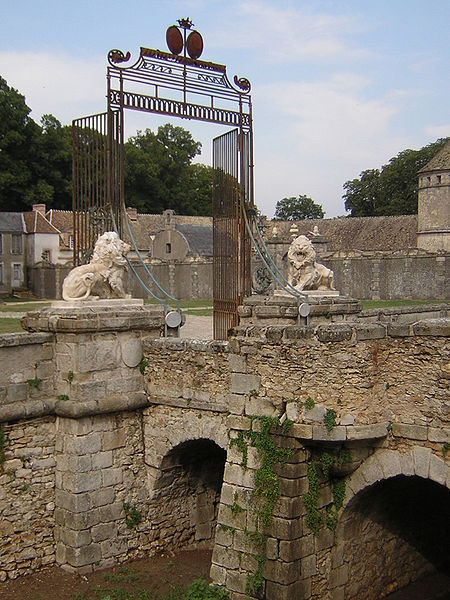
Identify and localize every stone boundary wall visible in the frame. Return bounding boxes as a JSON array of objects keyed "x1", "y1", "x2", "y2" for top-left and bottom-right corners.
[{"x1": 27, "y1": 251, "x2": 449, "y2": 301}]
